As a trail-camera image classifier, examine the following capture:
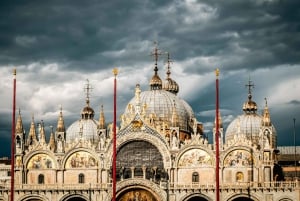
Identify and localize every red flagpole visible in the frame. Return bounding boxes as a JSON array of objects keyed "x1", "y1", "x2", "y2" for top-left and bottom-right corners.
[
  {"x1": 112, "y1": 68, "x2": 118, "y2": 201},
  {"x1": 215, "y1": 69, "x2": 220, "y2": 201},
  {"x1": 10, "y1": 68, "x2": 16, "y2": 201}
]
